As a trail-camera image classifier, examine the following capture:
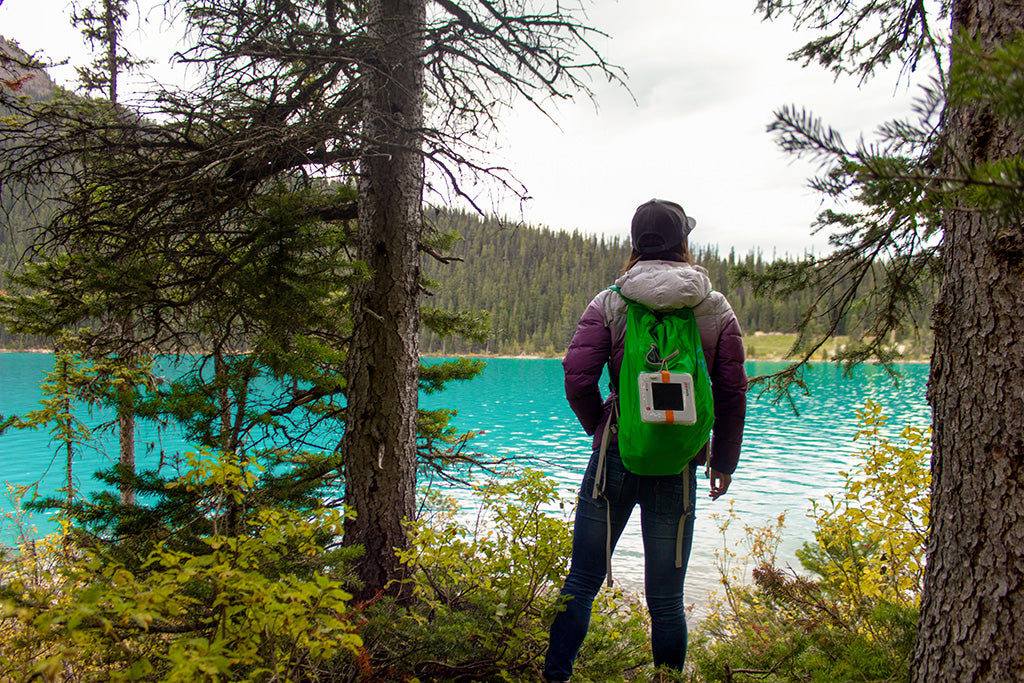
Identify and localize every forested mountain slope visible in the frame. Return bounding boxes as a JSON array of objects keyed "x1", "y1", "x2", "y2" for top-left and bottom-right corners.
[
  {"x1": 0, "y1": 39, "x2": 929, "y2": 357},
  {"x1": 420, "y1": 209, "x2": 931, "y2": 358},
  {"x1": 1, "y1": 37, "x2": 54, "y2": 349}
]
